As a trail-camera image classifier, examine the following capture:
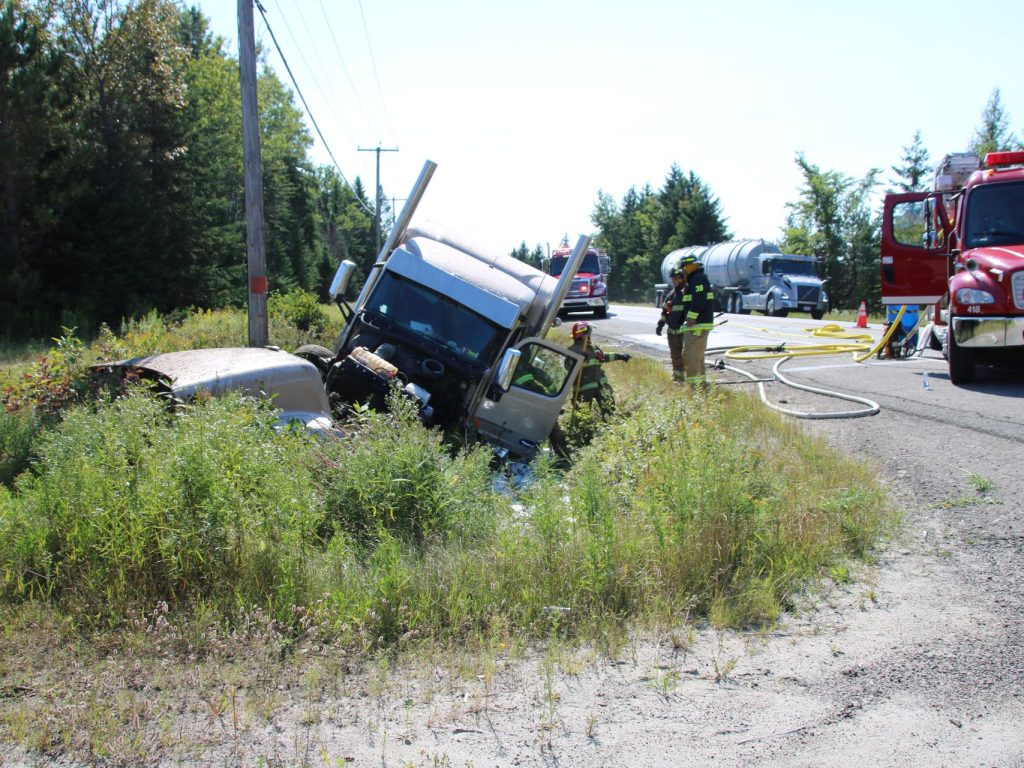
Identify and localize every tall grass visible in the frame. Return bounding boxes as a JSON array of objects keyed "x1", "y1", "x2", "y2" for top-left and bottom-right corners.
[{"x1": 0, "y1": 310, "x2": 893, "y2": 645}]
